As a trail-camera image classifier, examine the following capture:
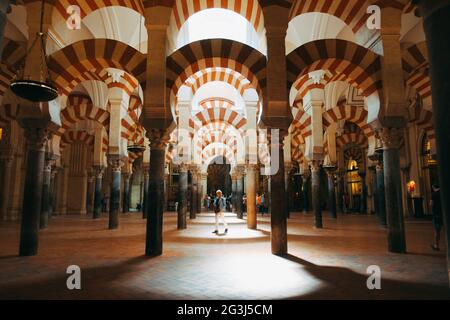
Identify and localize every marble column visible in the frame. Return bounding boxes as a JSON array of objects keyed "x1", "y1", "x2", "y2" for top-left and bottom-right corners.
[
  {"x1": 178, "y1": 164, "x2": 188, "y2": 230},
  {"x1": 145, "y1": 130, "x2": 169, "y2": 257},
  {"x1": 417, "y1": 0, "x2": 450, "y2": 284},
  {"x1": 246, "y1": 164, "x2": 257, "y2": 229},
  {"x1": 19, "y1": 129, "x2": 49, "y2": 256},
  {"x1": 375, "y1": 158, "x2": 387, "y2": 226},
  {"x1": 269, "y1": 133, "x2": 288, "y2": 255},
  {"x1": 122, "y1": 173, "x2": 131, "y2": 214},
  {"x1": 325, "y1": 166, "x2": 337, "y2": 219},
  {"x1": 40, "y1": 158, "x2": 53, "y2": 230},
  {"x1": 236, "y1": 166, "x2": 244, "y2": 219},
  {"x1": 379, "y1": 128, "x2": 406, "y2": 253},
  {"x1": 108, "y1": 156, "x2": 124, "y2": 230},
  {"x1": 86, "y1": 170, "x2": 95, "y2": 215},
  {"x1": 311, "y1": 161, "x2": 323, "y2": 228},
  {"x1": 359, "y1": 171, "x2": 368, "y2": 214},
  {"x1": 142, "y1": 165, "x2": 149, "y2": 219},
  {"x1": 0, "y1": 155, "x2": 13, "y2": 221},
  {"x1": 93, "y1": 166, "x2": 104, "y2": 219}
]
